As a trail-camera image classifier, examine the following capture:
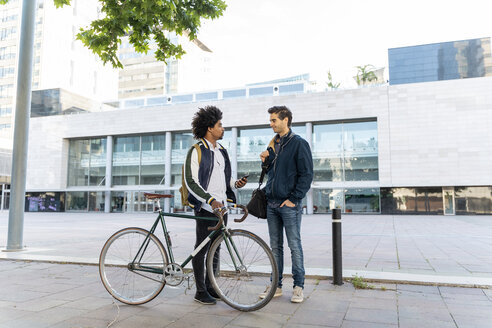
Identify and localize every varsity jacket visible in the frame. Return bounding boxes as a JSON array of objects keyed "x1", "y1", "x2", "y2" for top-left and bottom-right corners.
[{"x1": 183, "y1": 138, "x2": 237, "y2": 211}]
